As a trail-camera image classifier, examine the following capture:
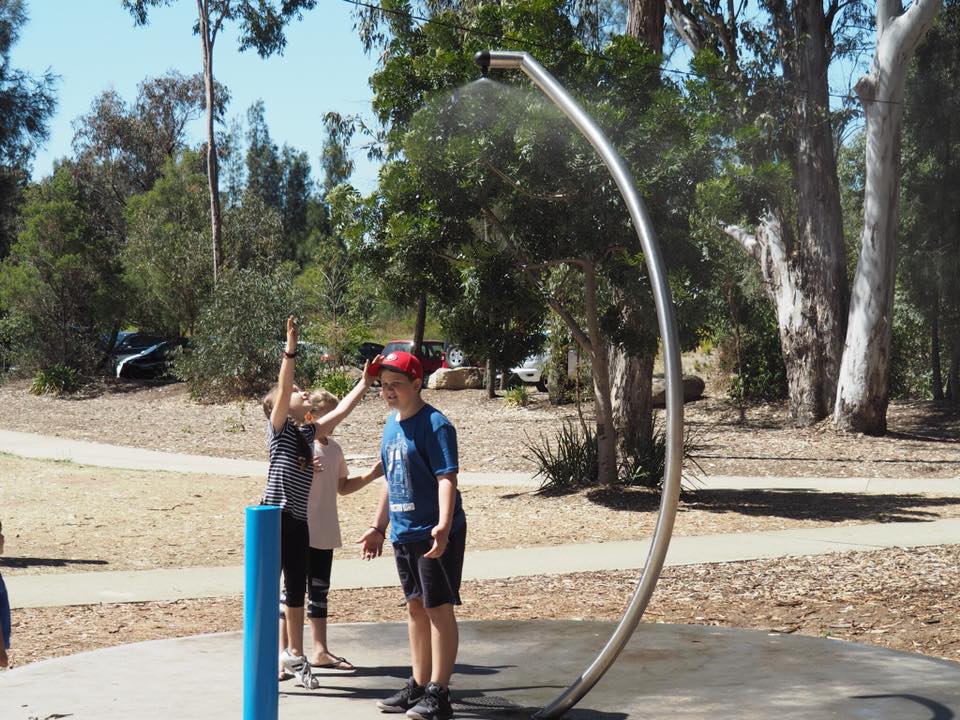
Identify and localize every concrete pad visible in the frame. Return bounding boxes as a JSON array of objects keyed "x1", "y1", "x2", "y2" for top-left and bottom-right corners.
[{"x1": 2, "y1": 621, "x2": 959, "y2": 719}]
